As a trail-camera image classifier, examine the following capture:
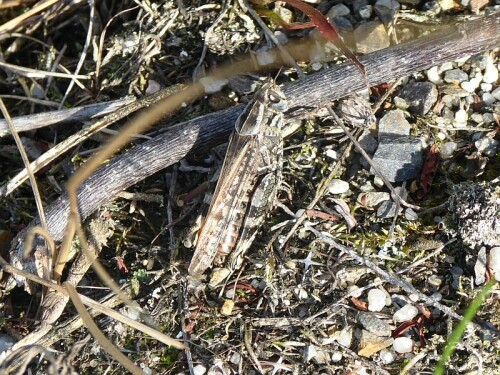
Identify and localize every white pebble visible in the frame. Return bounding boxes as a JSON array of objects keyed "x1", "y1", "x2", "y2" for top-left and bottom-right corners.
[
  {"x1": 489, "y1": 247, "x2": 500, "y2": 282},
  {"x1": 325, "y1": 149, "x2": 339, "y2": 160},
  {"x1": 328, "y1": 179, "x2": 350, "y2": 195},
  {"x1": 393, "y1": 337, "x2": 414, "y2": 353},
  {"x1": 453, "y1": 109, "x2": 468, "y2": 127},
  {"x1": 438, "y1": 61, "x2": 454, "y2": 73},
  {"x1": 427, "y1": 66, "x2": 442, "y2": 84},
  {"x1": 379, "y1": 349, "x2": 396, "y2": 364},
  {"x1": 480, "y1": 83, "x2": 492, "y2": 92},
  {"x1": 483, "y1": 59, "x2": 499, "y2": 84},
  {"x1": 368, "y1": 289, "x2": 386, "y2": 312},
  {"x1": 193, "y1": 364, "x2": 207, "y2": 375},
  {"x1": 393, "y1": 304, "x2": 419, "y2": 323},
  {"x1": 436, "y1": 132, "x2": 446, "y2": 141},
  {"x1": 461, "y1": 76, "x2": 482, "y2": 93}
]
